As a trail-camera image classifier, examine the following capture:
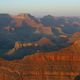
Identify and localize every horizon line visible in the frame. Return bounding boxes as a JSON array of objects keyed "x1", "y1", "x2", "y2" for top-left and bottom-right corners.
[{"x1": 0, "y1": 12, "x2": 80, "y2": 18}]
